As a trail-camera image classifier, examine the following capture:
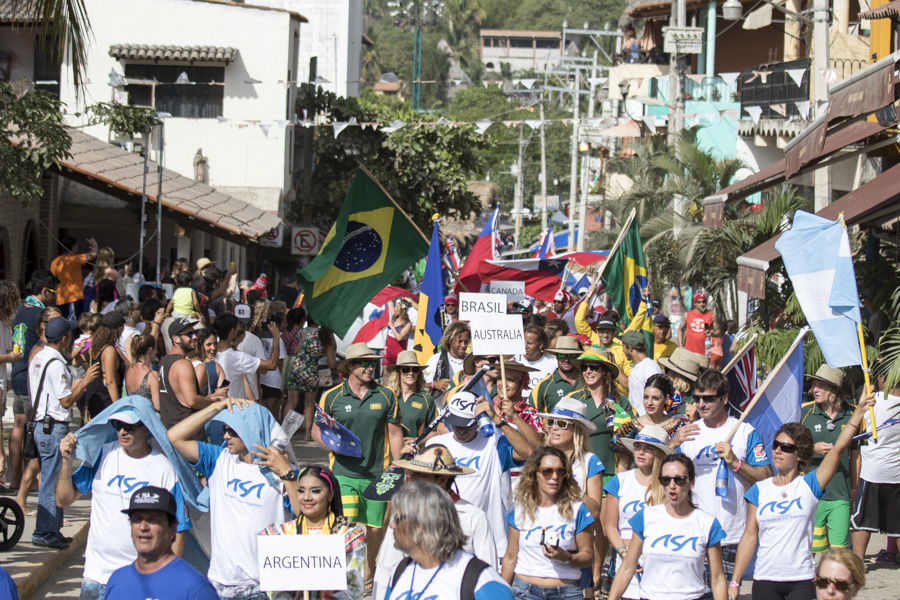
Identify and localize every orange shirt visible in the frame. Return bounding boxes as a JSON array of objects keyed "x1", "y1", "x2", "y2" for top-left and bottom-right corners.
[{"x1": 50, "y1": 253, "x2": 88, "y2": 304}]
